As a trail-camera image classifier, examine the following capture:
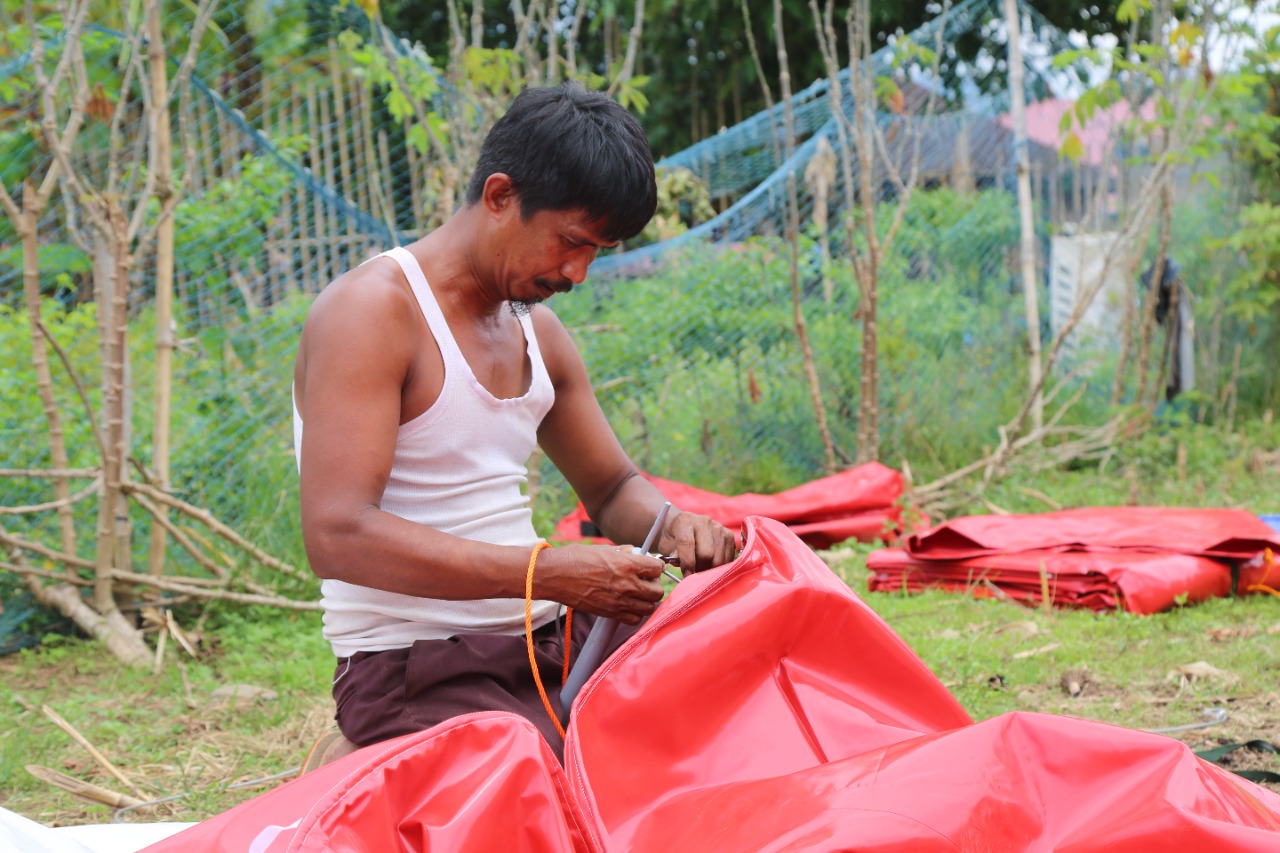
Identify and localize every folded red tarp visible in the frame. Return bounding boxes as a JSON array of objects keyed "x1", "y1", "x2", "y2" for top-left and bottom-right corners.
[
  {"x1": 870, "y1": 507, "x2": 1280, "y2": 614},
  {"x1": 867, "y1": 547, "x2": 1237, "y2": 613},
  {"x1": 143, "y1": 518, "x2": 1280, "y2": 853},
  {"x1": 906, "y1": 506, "x2": 1280, "y2": 561},
  {"x1": 554, "y1": 461, "x2": 914, "y2": 549}
]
